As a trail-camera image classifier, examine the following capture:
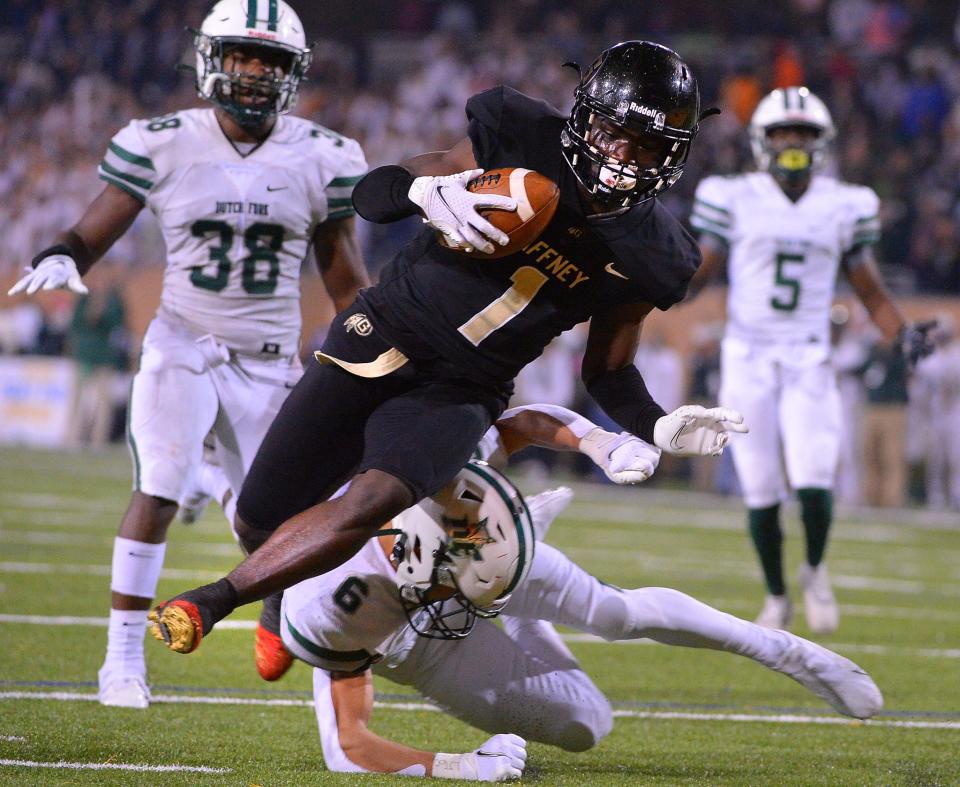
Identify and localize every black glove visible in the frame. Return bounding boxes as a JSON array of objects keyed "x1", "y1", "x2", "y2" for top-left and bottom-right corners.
[{"x1": 898, "y1": 321, "x2": 938, "y2": 369}]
